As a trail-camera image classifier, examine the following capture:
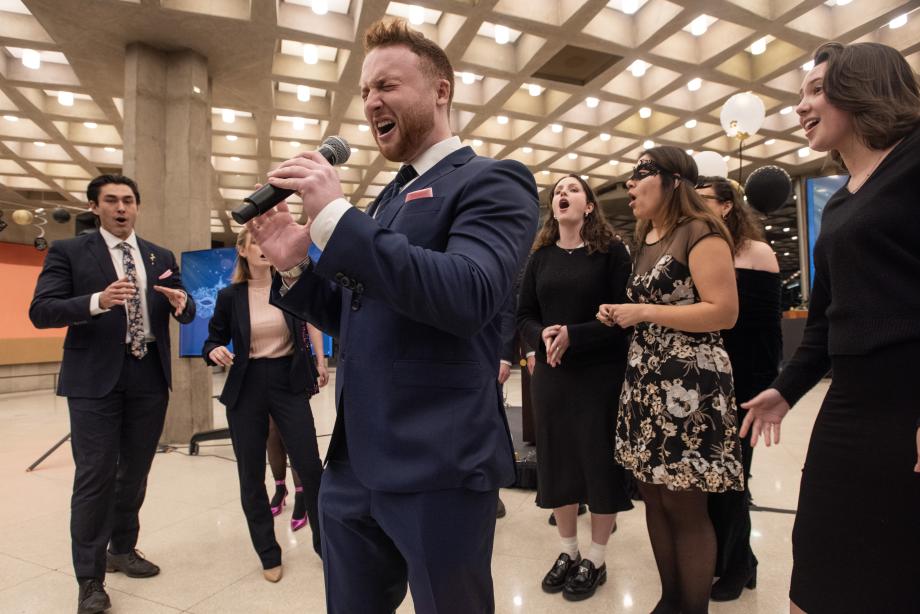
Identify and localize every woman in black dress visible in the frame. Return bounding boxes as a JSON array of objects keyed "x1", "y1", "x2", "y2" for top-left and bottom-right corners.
[
  {"x1": 696, "y1": 176, "x2": 781, "y2": 601},
  {"x1": 598, "y1": 147, "x2": 743, "y2": 614},
  {"x1": 517, "y1": 174, "x2": 634, "y2": 602},
  {"x1": 742, "y1": 42, "x2": 920, "y2": 614}
]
